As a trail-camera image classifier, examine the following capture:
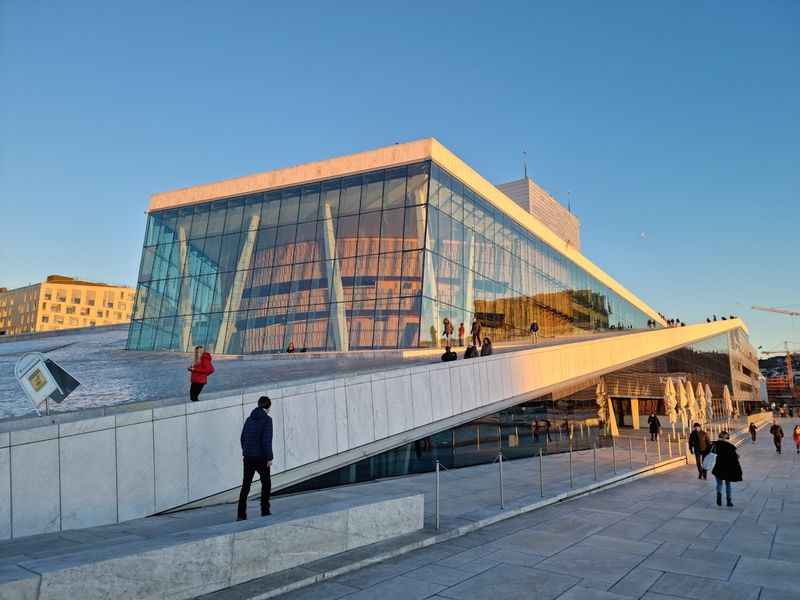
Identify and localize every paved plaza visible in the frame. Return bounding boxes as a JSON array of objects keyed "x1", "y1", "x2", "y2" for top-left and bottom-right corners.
[{"x1": 216, "y1": 418, "x2": 800, "y2": 600}]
